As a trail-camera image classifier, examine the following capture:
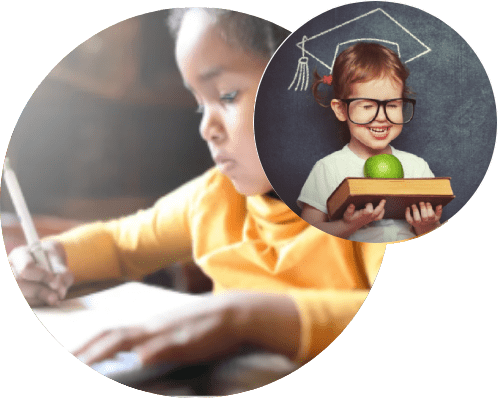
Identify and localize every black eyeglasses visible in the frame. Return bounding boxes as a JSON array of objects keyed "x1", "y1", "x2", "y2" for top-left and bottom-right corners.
[{"x1": 339, "y1": 98, "x2": 416, "y2": 125}]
